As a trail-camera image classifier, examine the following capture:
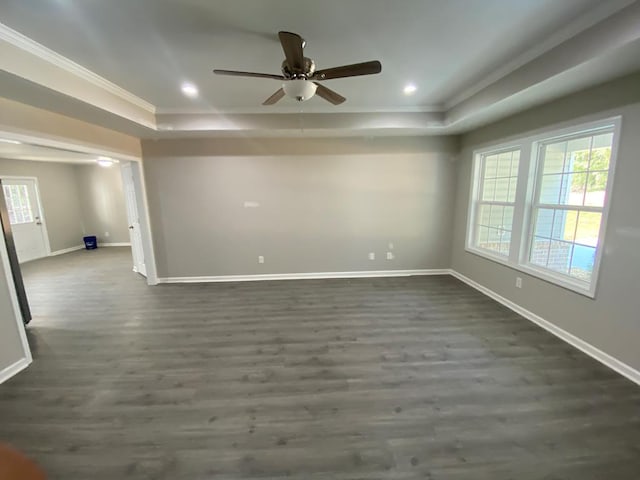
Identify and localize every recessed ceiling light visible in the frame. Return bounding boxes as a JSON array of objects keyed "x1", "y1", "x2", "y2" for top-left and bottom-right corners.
[
  {"x1": 403, "y1": 84, "x2": 417, "y2": 95},
  {"x1": 96, "y1": 156, "x2": 118, "y2": 168},
  {"x1": 0, "y1": 138, "x2": 22, "y2": 144},
  {"x1": 181, "y1": 82, "x2": 199, "y2": 98}
]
